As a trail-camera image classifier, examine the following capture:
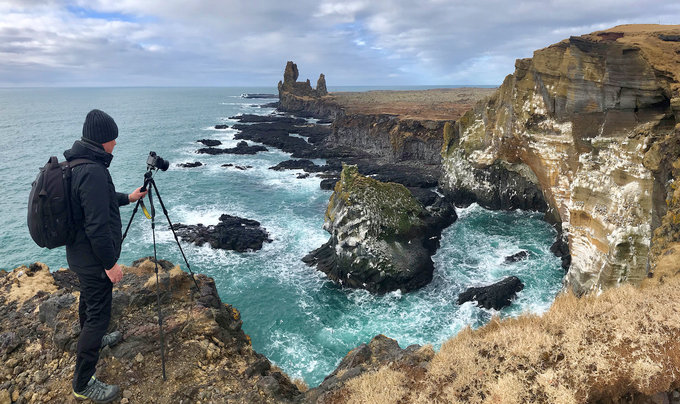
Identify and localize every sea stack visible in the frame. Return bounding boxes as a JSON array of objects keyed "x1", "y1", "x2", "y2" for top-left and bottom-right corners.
[{"x1": 303, "y1": 164, "x2": 455, "y2": 293}]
